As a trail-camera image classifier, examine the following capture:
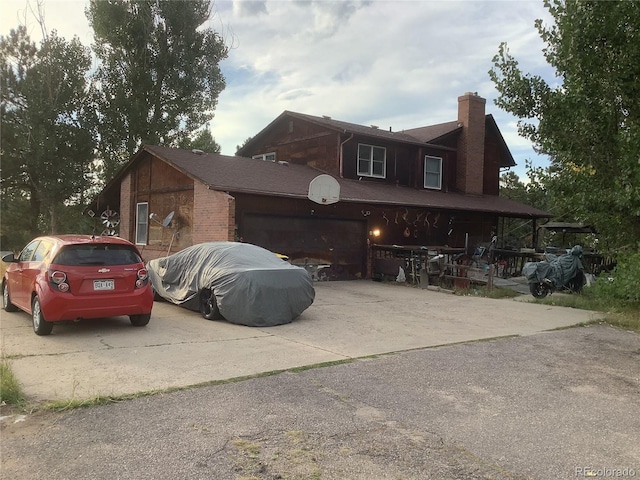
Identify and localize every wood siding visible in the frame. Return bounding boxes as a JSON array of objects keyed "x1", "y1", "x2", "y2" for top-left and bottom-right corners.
[
  {"x1": 249, "y1": 119, "x2": 341, "y2": 174},
  {"x1": 130, "y1": 154, "x2": 195, "y2": 260}
]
